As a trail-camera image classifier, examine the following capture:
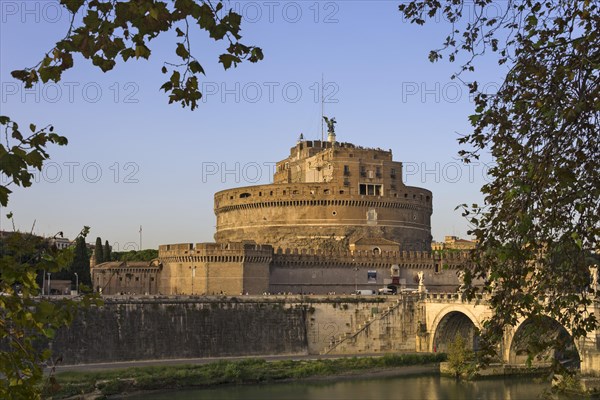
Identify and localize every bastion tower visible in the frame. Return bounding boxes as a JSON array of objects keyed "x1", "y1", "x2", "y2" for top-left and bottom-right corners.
[{"x1": 214, "y1": 135, "x2": 433, "y2": 251}]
